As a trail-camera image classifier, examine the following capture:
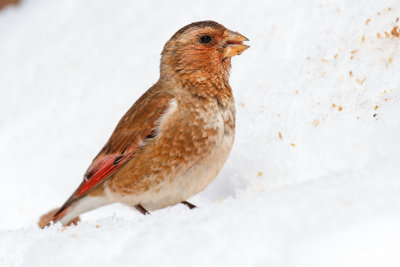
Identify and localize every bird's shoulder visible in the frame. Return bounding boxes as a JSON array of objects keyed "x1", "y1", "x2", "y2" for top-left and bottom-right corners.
[{"x1": 97, "y1": 84, "x2": 175, "y2": 156}]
